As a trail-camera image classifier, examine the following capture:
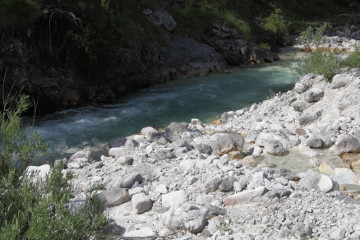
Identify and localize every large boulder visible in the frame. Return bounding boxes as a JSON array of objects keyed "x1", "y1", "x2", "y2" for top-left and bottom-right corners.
[
  {"x1": 305, "y1": 135, "x2": 324, "y2": 148},
  {"x1": 98, "y1": 187, "x2": 130, "y2": 207},
  {"x1": 331, "y1": 74, "x2": 352, "y2": 89},
  {"x1": 208, "y1": 132, "x2": 244, "y2": 155},
  {"x1": 131, "y1": 193, "x2": 153, "y2": 214},
  {"x1": 334, "y1": 134, "x2": 360, "y2": 155},
  {"x1": 161, "y1": 205, "x2": 208, "y2": 234},
  {"x1": 298, "y1": 170, "x2": 336, "y2": 193},
  {"x1": 304, "y1": 88, "x2": 324, "y2": 103},
  {"x1": 255, "y1": 132, "x2": 290, "y2": 151},
  {"x1": 298, "y1": 111, "x2": 321, "y2": 125},
  {"x1": 165, "y1": 122, "x2": 201, "y2": 142}
]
